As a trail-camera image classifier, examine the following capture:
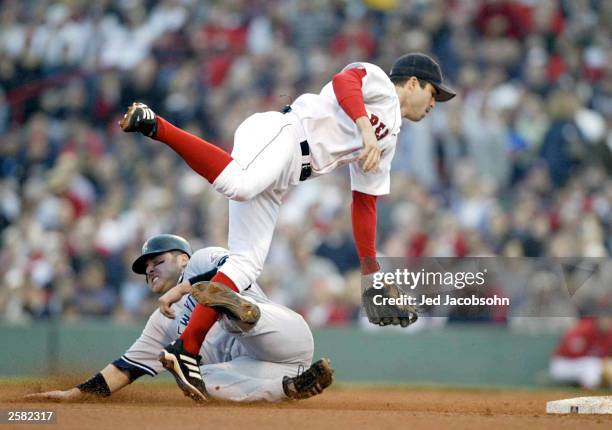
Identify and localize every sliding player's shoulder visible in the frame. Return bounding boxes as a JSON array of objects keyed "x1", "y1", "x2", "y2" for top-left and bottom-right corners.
[{"x1": 187, "y1": 247, "x2": 229, "y2": 274}]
